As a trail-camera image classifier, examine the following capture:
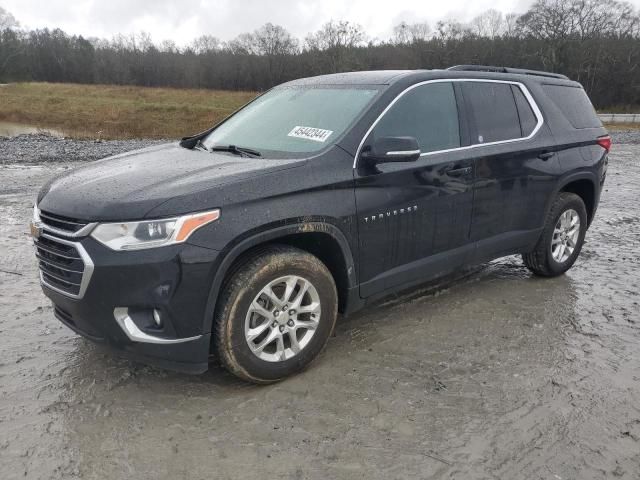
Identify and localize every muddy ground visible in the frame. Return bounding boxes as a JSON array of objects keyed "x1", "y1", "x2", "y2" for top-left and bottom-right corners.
[{"x1": 0, "y1": 140, "x2": 639, "y2": 479}]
